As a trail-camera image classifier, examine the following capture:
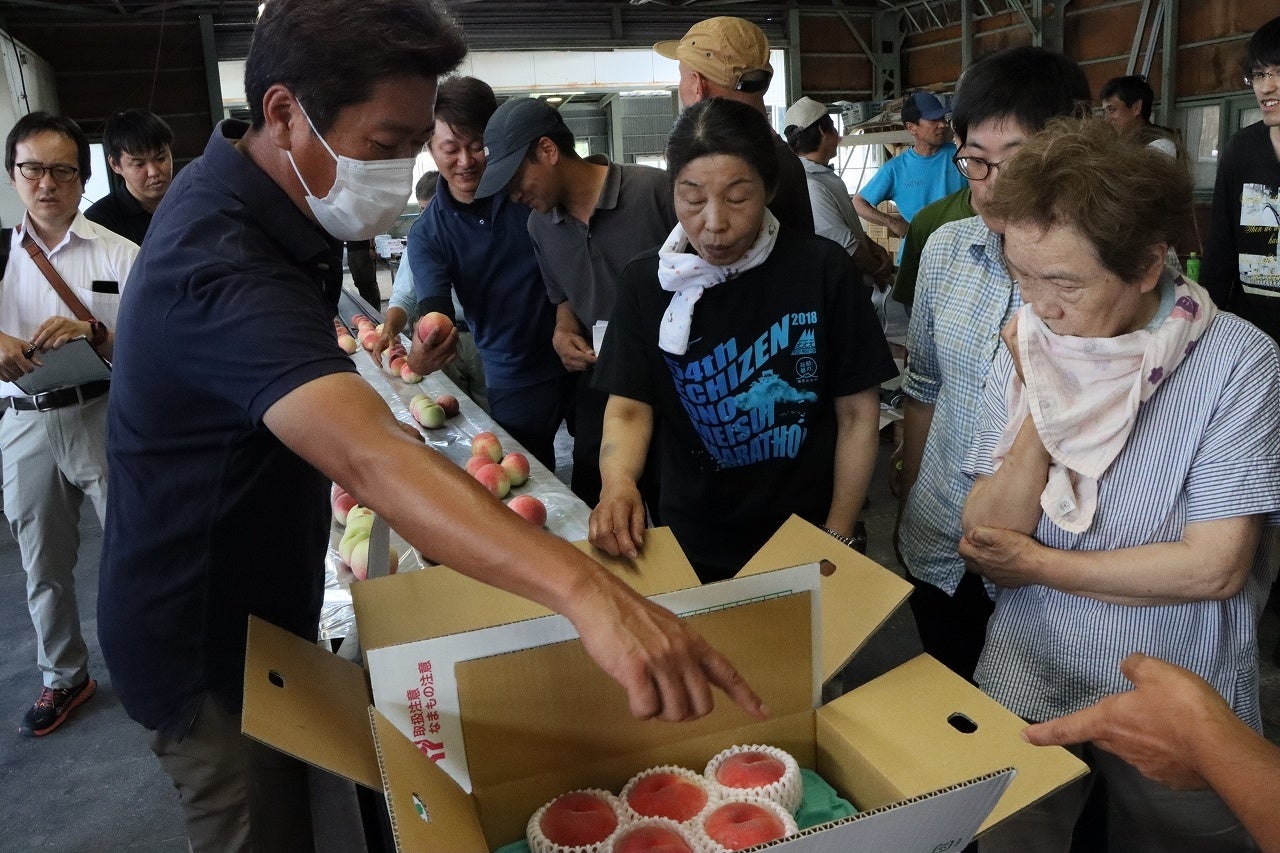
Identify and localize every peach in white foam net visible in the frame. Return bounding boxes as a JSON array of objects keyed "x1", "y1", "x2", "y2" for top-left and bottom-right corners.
[
  {"x1": 716, "y1": 752, "x2": 785, "y2": 789},
  {"x1": 527, "y1": 789, "x2": 621, "y2": 852},
  {"x1": 703, "y1": 744, "x2": 803, "y2": 814},
  {"x1": 621, "y1": 766, "x2": 712, "y2": 823},
  {"x1": 610, "y1": 818, "x2": 698, "y2": 853},
  {"x1": 699, "y1": 798, "x2": 797, "y2": 851}
]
